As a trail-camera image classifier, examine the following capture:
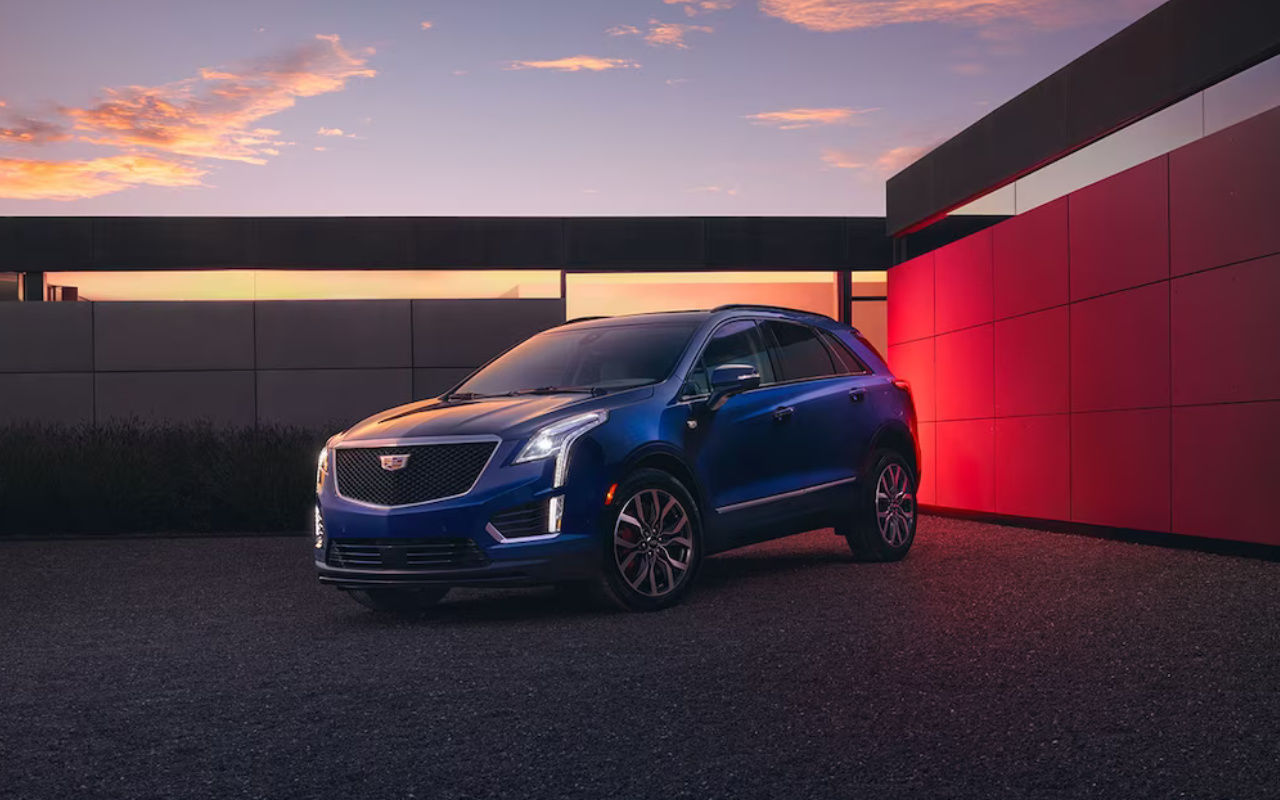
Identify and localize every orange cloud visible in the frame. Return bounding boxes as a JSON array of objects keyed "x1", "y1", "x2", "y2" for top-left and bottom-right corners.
[
  {"x1": 0, "y1": 35, "x2": 375, "y2": 202},
  {"x1": 420, "y1": 21, "x2": 433, "y2": 30},
  {"x1": 317, "y1": 126, "x2": 358, "y2": 138},
  {"x1": 645, "y1": 20, "x2": 714, "y2": 48},
  {"x1": 745, "y1": 106, "x2": 876, "y2": 129},
  {"x1": 820, "y1": 149, "x2": 864, "y2": 169},
  {"x1": 666, "y1": 0, "x2": 736, "y2": 16},
  {"x1": 507, "y1": 56, "x2": 641, "y2": 72},
  {"x1": 64, "y1": 34, "x2": 375, "y2": 164},
  {"x1": 608, "y1": 19, "x2": 714, "y2": 48},
  {"x1": 0, "y1": 154, "x2": 207, "y2": 200},
  {"x1": 759, "y1": 0, "x2": 1153, "y2": 32},
  {"x1": 822, "y1": 144, "x2": 928, "y2": 174},
  {"x1": 0, "y1": 116, "x2": 70, "y2": 144}
]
